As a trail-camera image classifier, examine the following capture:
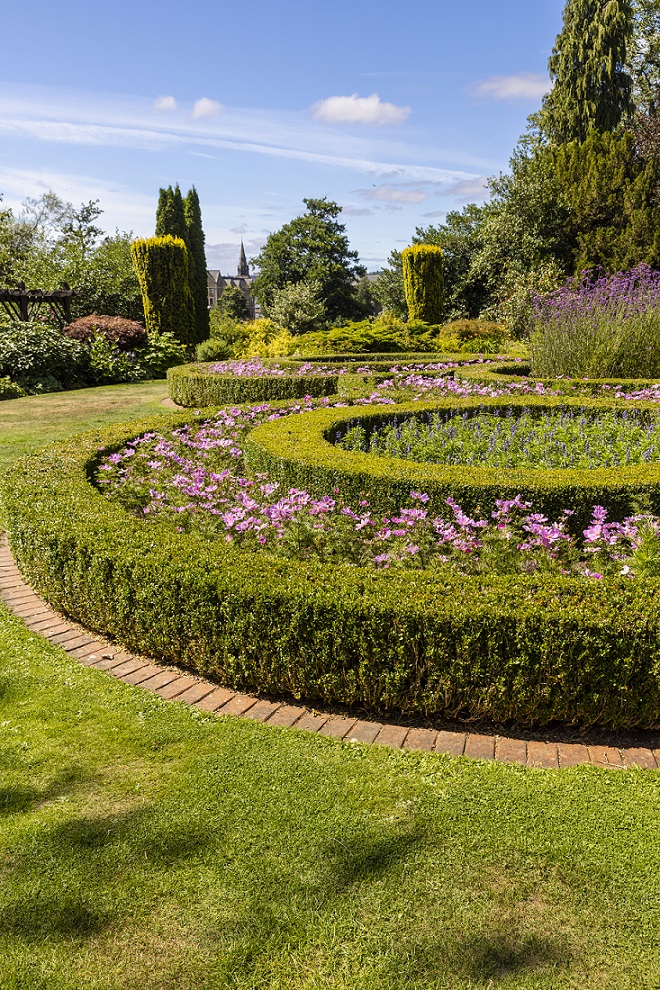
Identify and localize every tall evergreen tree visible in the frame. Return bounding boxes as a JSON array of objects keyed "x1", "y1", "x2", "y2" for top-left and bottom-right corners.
[
  {"x1": 539, "y1": 0, "x2": 634, "y2": 143},
  {"x1": 155, "y1": 184, "x2": 187, "y2": 242},
  {"x1": 184, "y1": 186, "x2": 210, "y2": 344}
]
